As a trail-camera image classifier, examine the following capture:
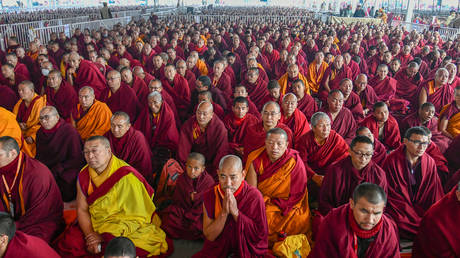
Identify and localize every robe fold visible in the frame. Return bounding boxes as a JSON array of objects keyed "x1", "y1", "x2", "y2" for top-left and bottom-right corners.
[
  {"x1": 356, "y1": 85, "x2": 379, "y2": 112},
  {"x1": 321, "y1": 107, "x2": 357, "y2": 144},
  {"x1": 73, "y1": 100, "x2": 112, "y2": 141},
  {"x1": 307, "y1": 61, "x2": 328, "y2": 94},
  {"x1": 359, "y1": 114, "x2": 401, "y2": 150},
  {"x1": 245, "y1": 148, "x2": 311, "y2": 243},
  {"x1": 445, "y1": 134, "x2": 460, "y2": 172},
  {"x1": 383, "y1": 145, "x2": 443, "y2": 239},
  {"x1": 102, "y1": 83, "x2": 140, "y2": 122},
  {"x1": 280, "y1": 108, "x2": 310, "y2": 144},
  {"x1": 161, "y1": 74, "x2": 191, "y2": 119},
  {"x1": 278, "y1": 73, "x2": 310, "y2": 96},
  {"x1": 372, "y1": 139, "x2": 387, "y2": 166},
  {"x1": 129, "y1": 75, "x2": 150, "y2": 106},
  {"x1": 194, "y1": 181, "x2": 268, "y2": 257},
  {"x1": 45, "y1": 80, "x2": 78, "y2": 121},
  {"x1": 241, "y1": 77, "x2": 269, "y2": 108},
  {"x1": 223, "y1": 113, "x2": 259, "y2": 154},
  {"x1": 394, "y1": 69, "x2": 422, "y2": 104},
  {"x1": 439, "y1": 101, "x2": 460, "y2": 138},
  {"x1": 297, "y1": 94, "x2": 318, "y2": 121},
  {"x1": 73, "y1": 60, "x2": 107, "y2": 100},
  {"x1": 4, "y1": 231, "x2": 60, "y2": 258},
  {"x1": 368, "y1": 76, "x2": 397, "y2": 102},
  {"x1": 209, "y1": 72, "x2": 233, "y2": 99},
  {"x1": 0, "y1": 85, "x2": 18, "y2": 111},
  {"x1": 319, "y1": 66, "x2": 353, "y2": 101},
  {"x1": 344, "y1": 92, "x2": 365, "y2": 122},
  {"x1": 0, "y1": 107, "x2": 23, "y2": 151},
  {"x1": 418, "y1": 80, "x2": 454, "y2": 115},
  {"x1": 319, "y1": 156, "x2": 388, "y2": 216}
]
